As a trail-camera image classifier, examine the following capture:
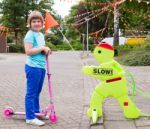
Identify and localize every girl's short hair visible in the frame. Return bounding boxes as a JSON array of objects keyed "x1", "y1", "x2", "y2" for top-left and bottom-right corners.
[{"x1": 27, "y1": 11, "x2": 44, "y2": 28}]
